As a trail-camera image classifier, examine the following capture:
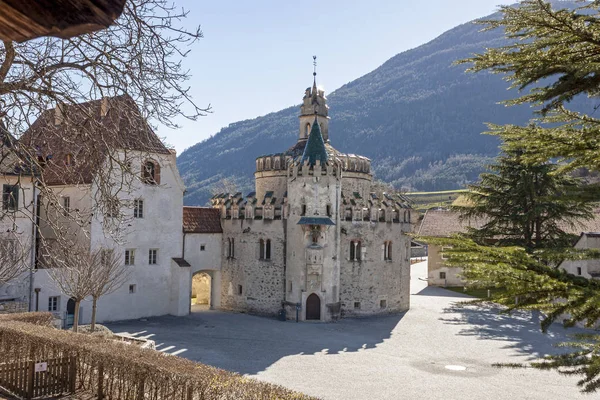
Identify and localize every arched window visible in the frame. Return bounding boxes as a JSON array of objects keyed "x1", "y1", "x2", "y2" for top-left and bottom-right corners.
[
  {"x1": 384, "y1": 241, "x2": 393, "y2": 261},
  {"x1": 142, "y1": 160, "x2": 160, "y2": 185},
  {"x1": 274, "y1": 157, "x2": 281, "y2": 170},
  {"x1": 305, "y1": 123, "x2": 311, "y2": 138},
  {"x1": 349, "y1": 240, "x2": 362, "y2": 261},
  {"x1": 64, "y1": 153, "x2": 74, "y2": 166},
  {"x1": 259, "y1": 238, "x2": 271, "y2": 260},
  {"x1": 265, "y1": 157, "x2": 271, "y2": 170}
]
